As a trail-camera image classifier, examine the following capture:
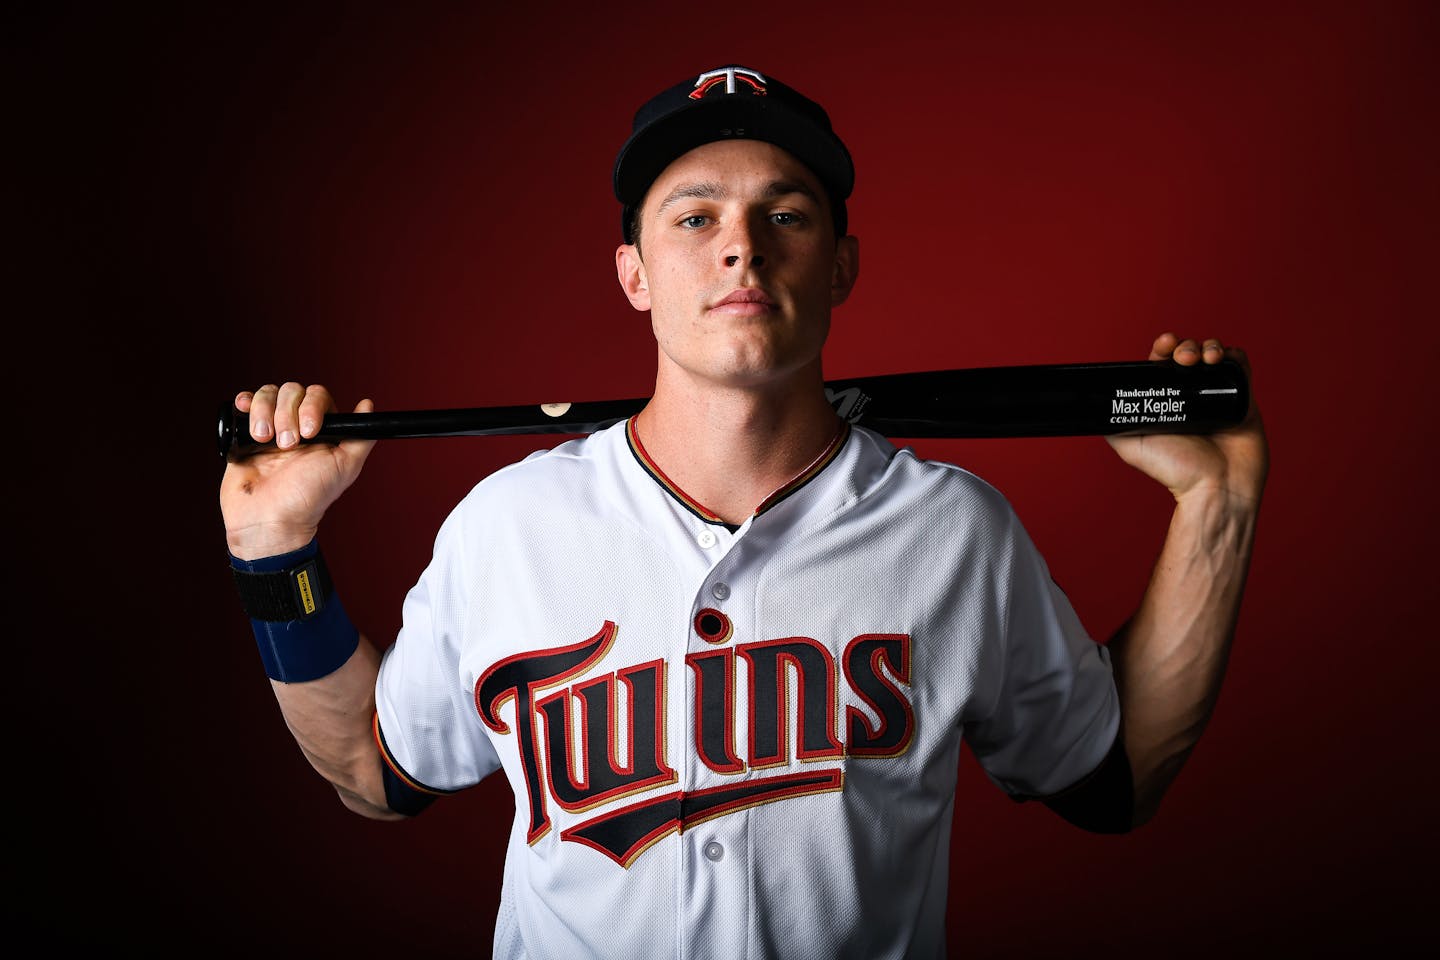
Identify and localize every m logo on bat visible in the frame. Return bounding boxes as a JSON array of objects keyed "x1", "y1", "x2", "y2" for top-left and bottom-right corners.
[{"x1": 826, "y1": 385, "x2": 871, "y2": 423}]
